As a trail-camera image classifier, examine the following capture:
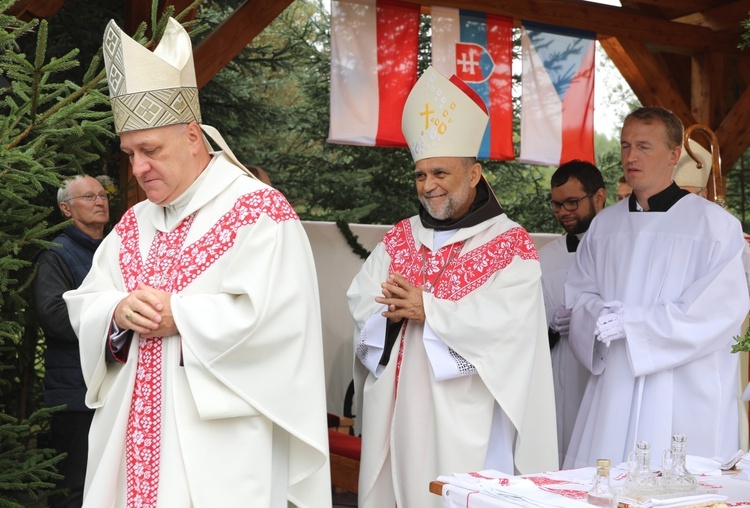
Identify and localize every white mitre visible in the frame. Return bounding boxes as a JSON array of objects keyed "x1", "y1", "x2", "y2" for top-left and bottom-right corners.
[
  {"x1": 402, "y1": 66, "x2": 489, "y2": 162},
  {"x1": 102, "y1": 17, "x2": 201, "y2": 133},
  {"x1": 101, "y1": 18, "x2": 259, "y2": 180},
  {"x1": 673, "y1": 139, "x2": 712, "y2": 188}
]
